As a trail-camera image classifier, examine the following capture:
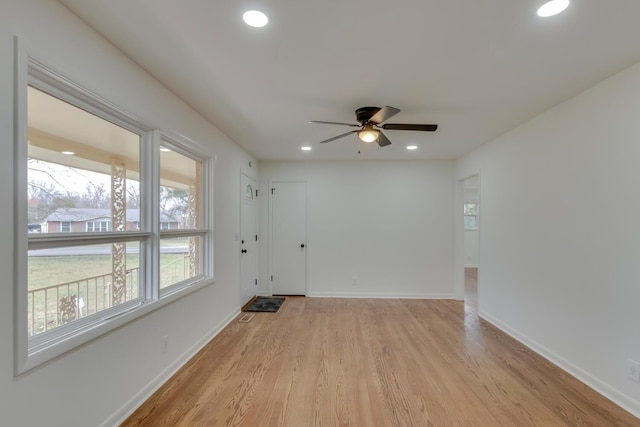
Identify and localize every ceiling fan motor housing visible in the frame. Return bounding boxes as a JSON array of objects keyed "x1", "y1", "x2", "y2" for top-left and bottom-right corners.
[{"x1": 355, "y1": 106, "x2": 381, "y2": 124}]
